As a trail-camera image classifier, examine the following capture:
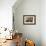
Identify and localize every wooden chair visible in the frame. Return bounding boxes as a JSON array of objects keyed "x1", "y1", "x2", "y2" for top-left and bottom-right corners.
[
  {"x1": 25, "y1": 40, "x2": 35, "y2": 46},
  {"x1": 15, "y1": 33, "x2": 23, "y2": 46}
]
